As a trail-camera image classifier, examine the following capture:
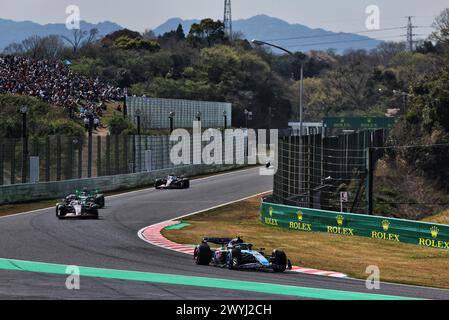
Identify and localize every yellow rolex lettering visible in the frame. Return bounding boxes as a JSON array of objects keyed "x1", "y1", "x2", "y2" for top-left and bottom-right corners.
[
  {"x1": 371, "y1": 231, "x2": 400, "y2": 242},
  {"x1": 418, "y1": 238, "x2": 449, "y2": 249},
  {"x1": 289, "y1": 221, "x2": 312, "y2": 231},
  {"x1": 264, "y1": 217, "x2": 278, "y2": 226},
  {"x1": 327, "y1": 226, "x2": 353, "y2": 236}
]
